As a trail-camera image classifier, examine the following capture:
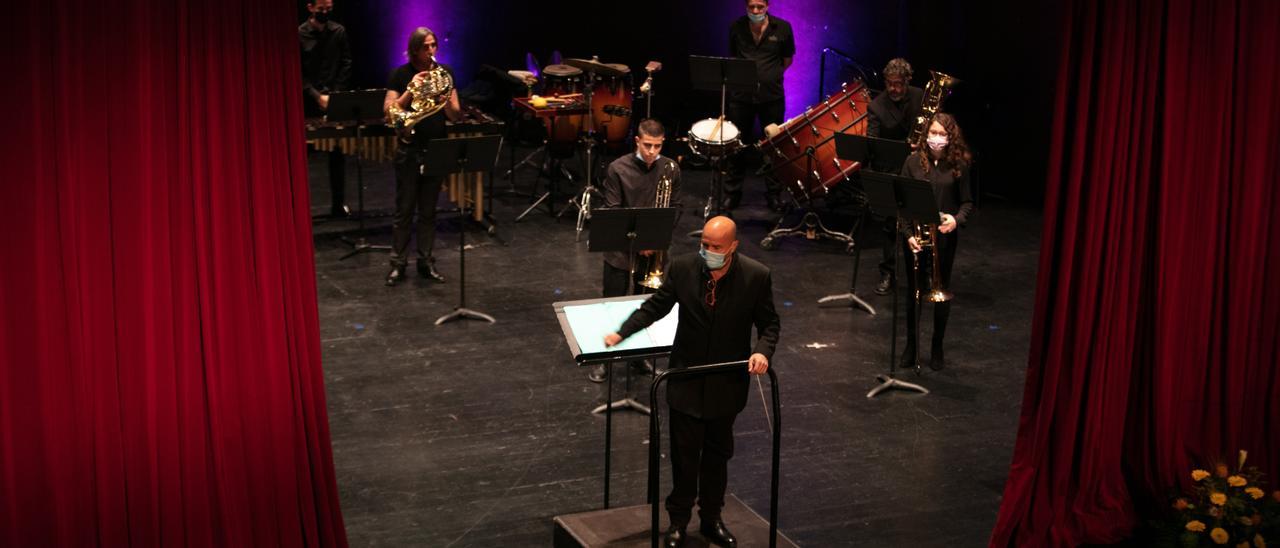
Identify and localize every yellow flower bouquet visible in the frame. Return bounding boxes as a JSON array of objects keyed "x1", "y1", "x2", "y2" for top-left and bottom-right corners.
[{"x1": 1153, "y1": 451, "x2": 1280, "y2": 547}]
